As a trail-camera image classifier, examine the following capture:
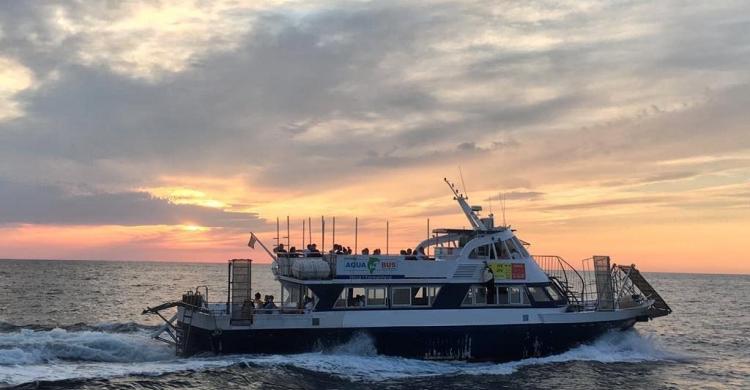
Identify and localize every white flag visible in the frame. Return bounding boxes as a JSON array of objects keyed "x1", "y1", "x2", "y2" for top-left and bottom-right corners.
[{"x1": 247, "y1": 233, "x2": 258, "y2": 249}]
